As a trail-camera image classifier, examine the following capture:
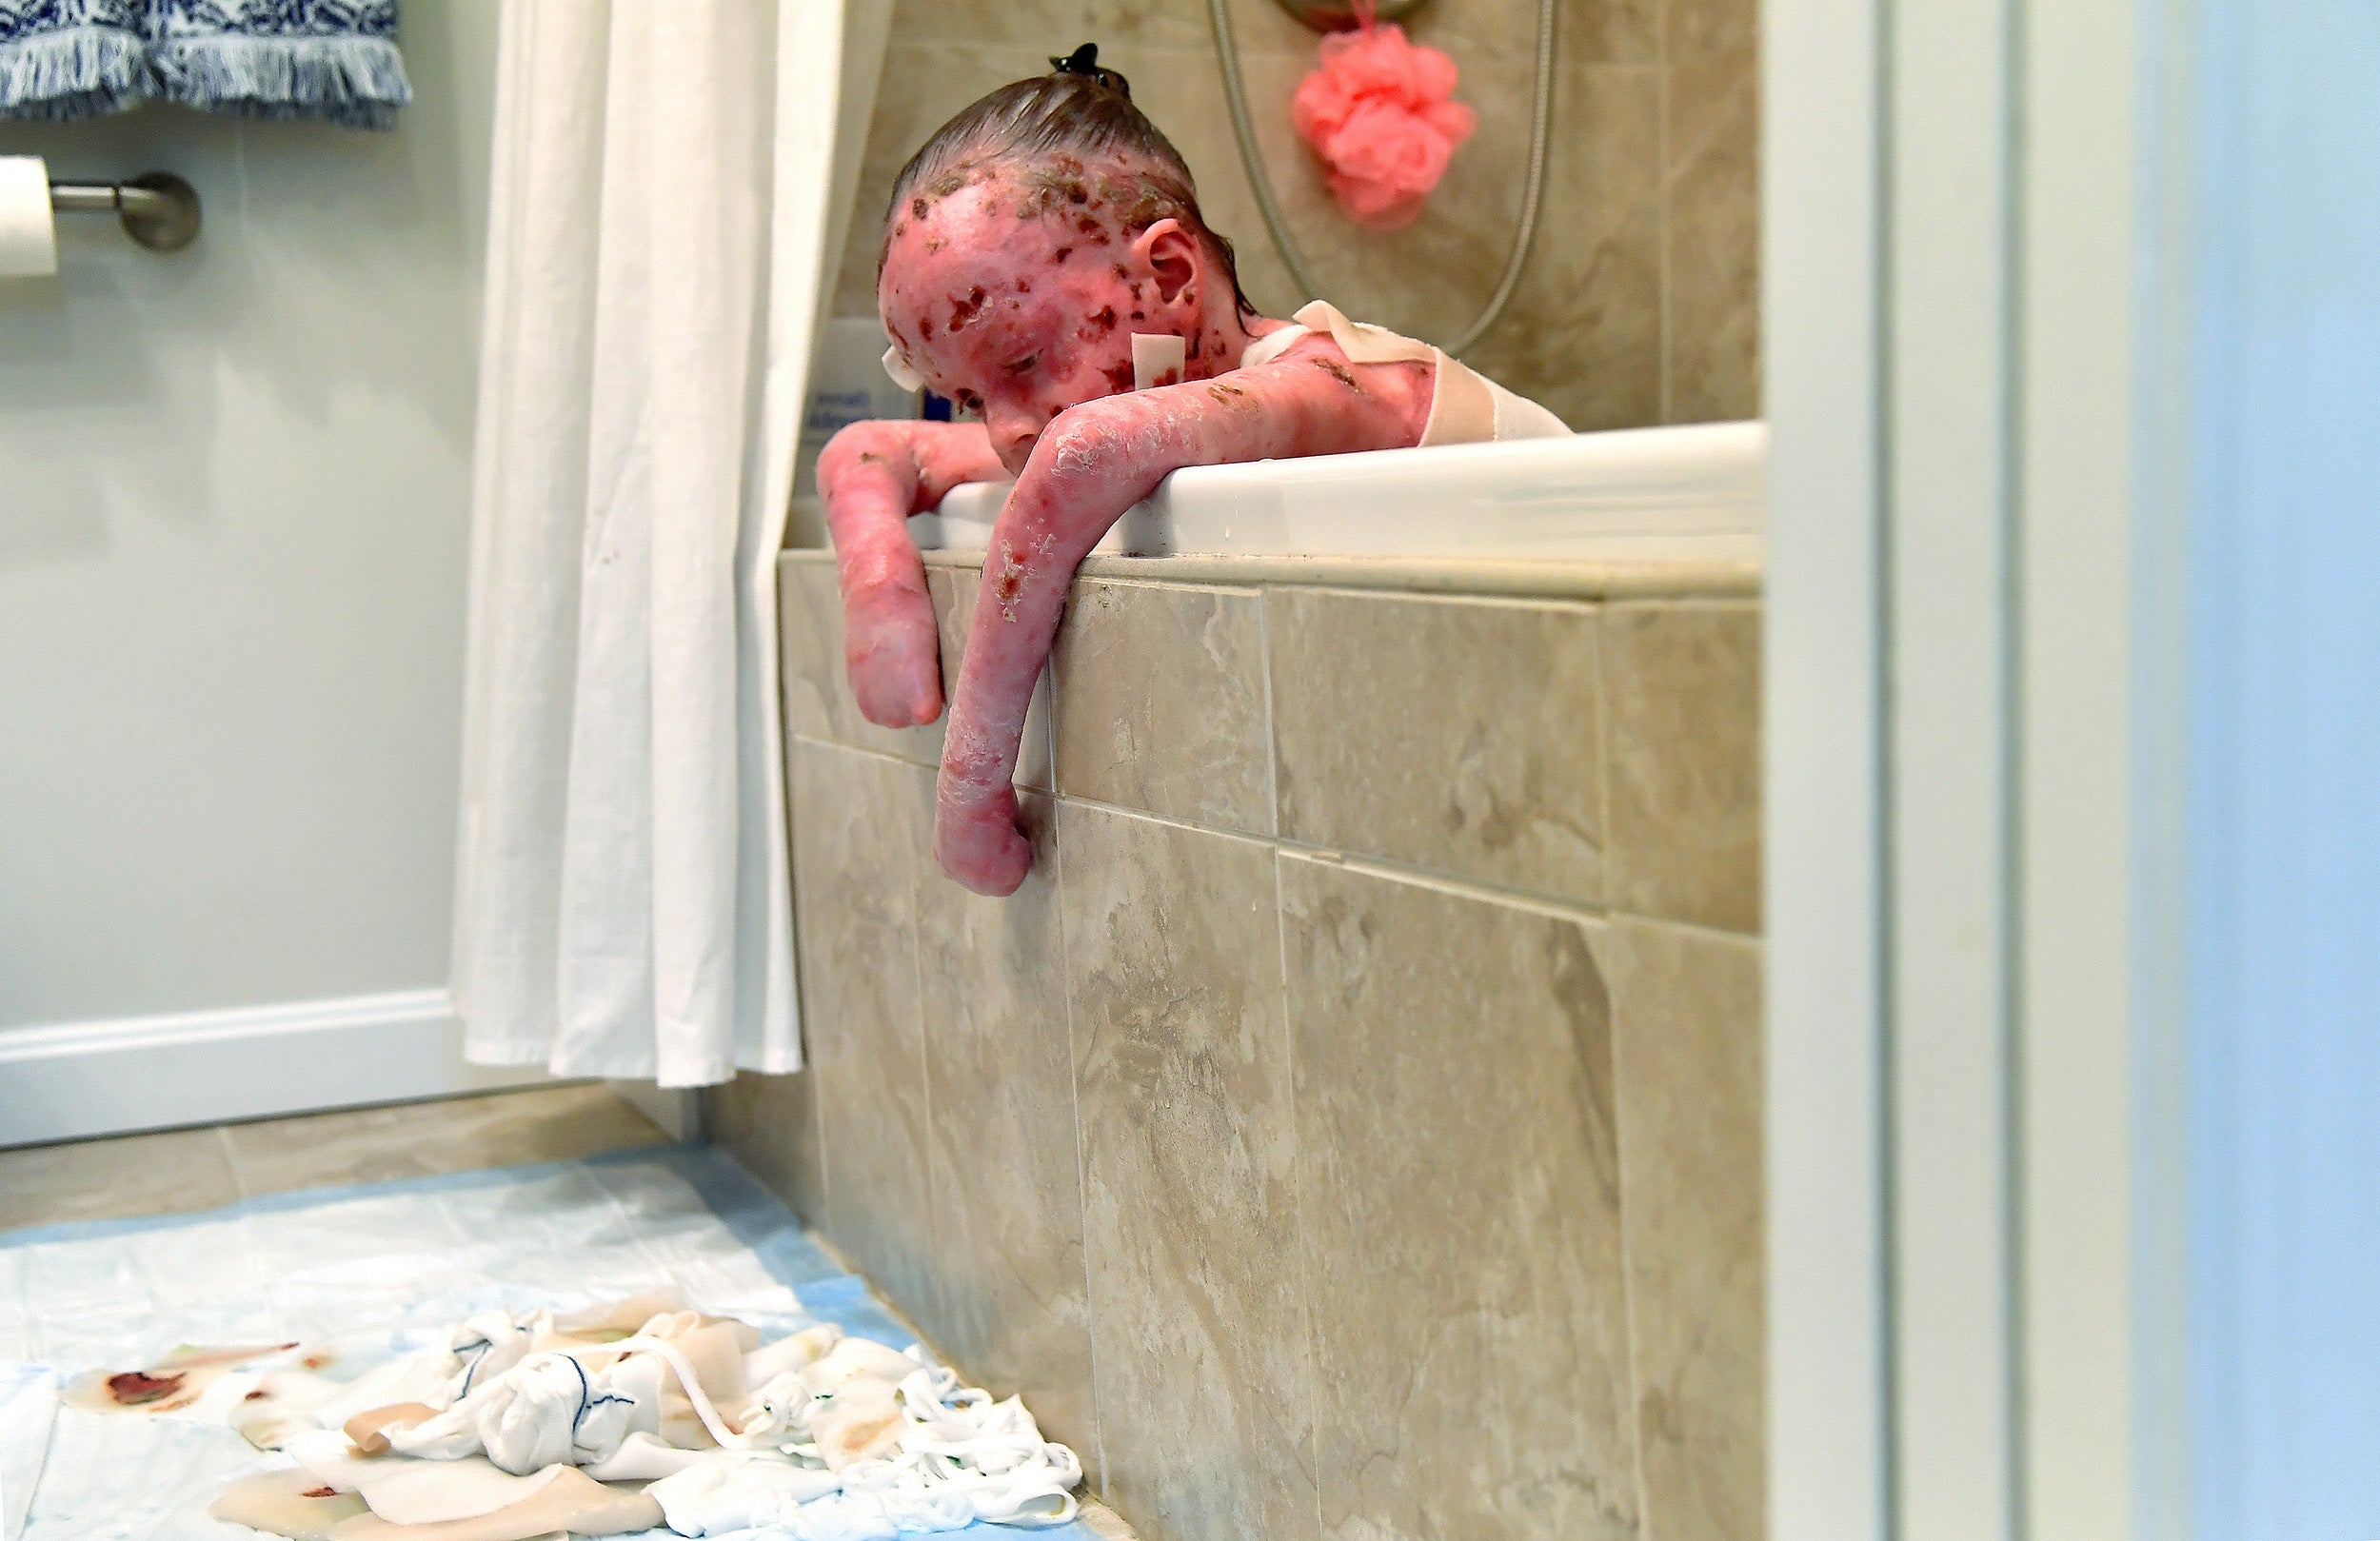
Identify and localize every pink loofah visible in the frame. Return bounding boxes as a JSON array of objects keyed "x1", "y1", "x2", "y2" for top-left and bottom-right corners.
[{"x1": 1291, "y1": 19, "x2": 1478, "y2": 230}]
